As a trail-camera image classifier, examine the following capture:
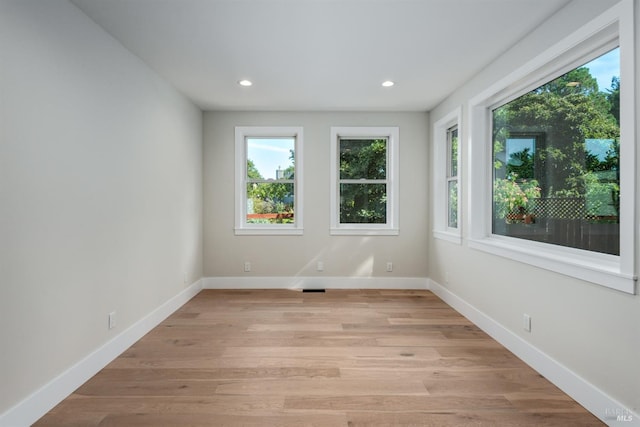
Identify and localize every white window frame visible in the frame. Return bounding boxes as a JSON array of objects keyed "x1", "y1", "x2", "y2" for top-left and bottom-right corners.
[
  {"x1": 234, "y1": 126, "x2": 303, "y2": 235},
  {"x1": 330, "y1": 126, "x2": 399, "y2": 235},
  {"x1": 433, "y1": 107, "x2": 462, "y2": 244},
  {"x1": 468, "y1": 0, "x2": 636, "y2": 294}
]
